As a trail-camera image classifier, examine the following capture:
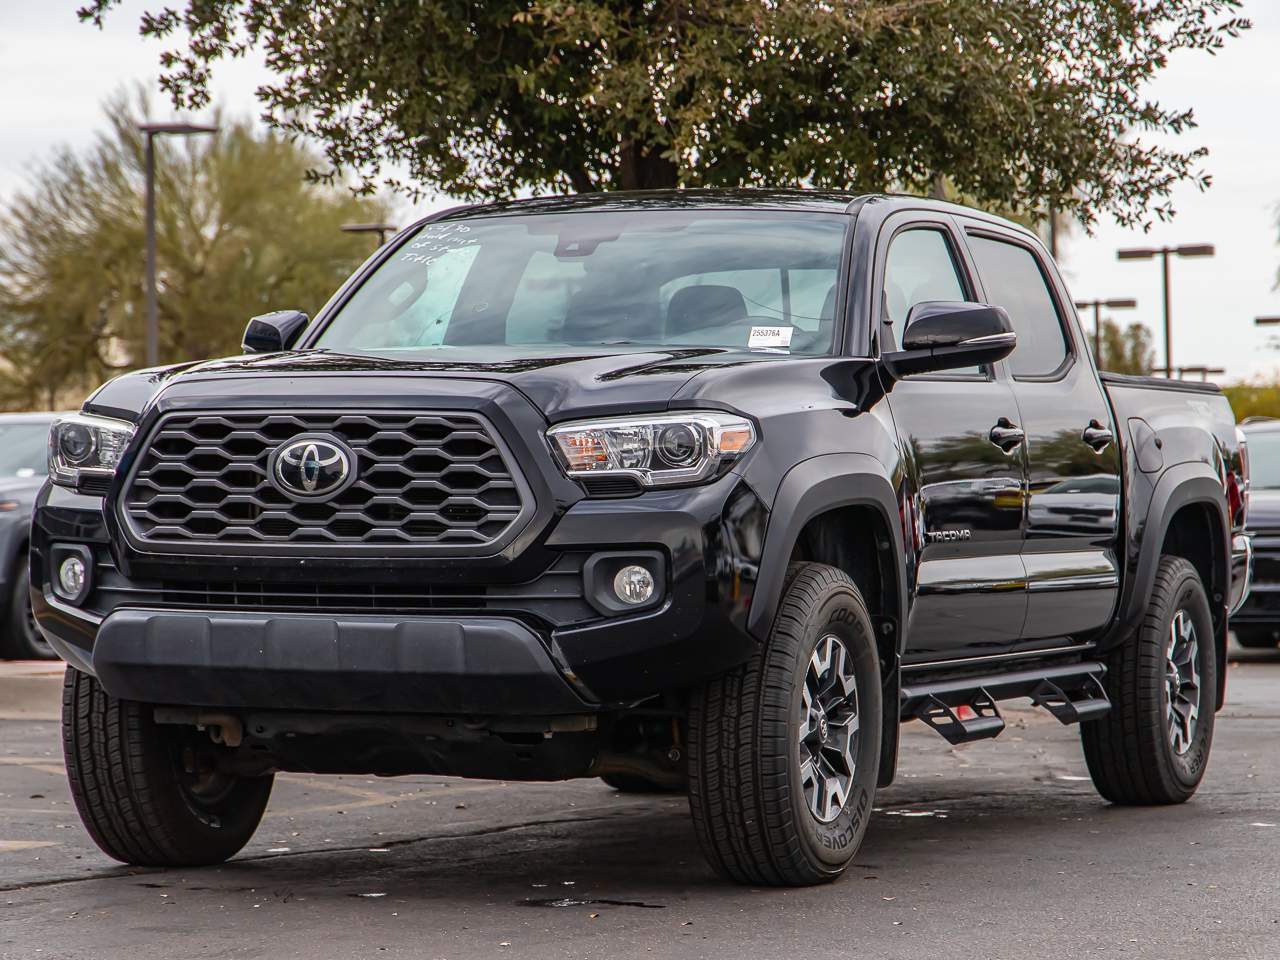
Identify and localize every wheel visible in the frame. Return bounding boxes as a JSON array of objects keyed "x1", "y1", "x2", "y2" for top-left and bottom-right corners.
[
  {"x1": 0, "y1": 558, "x2": 54, "y2": 660},
  {"x1": 1231, "y1": 624, "x2": 1279, "y2": 650},
  {"x1": 62, "y1": 667, "x2": 273, "y2": 866},
  {"x1": 599, "y1": 772, "x2": 684, "y2": 794},
  {"x1": 1081, "y1": 556, "x2": 1216, "y2": 805},
  {"x1": 687, "y1": 562, "x2": 881, "y2": 886}
]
